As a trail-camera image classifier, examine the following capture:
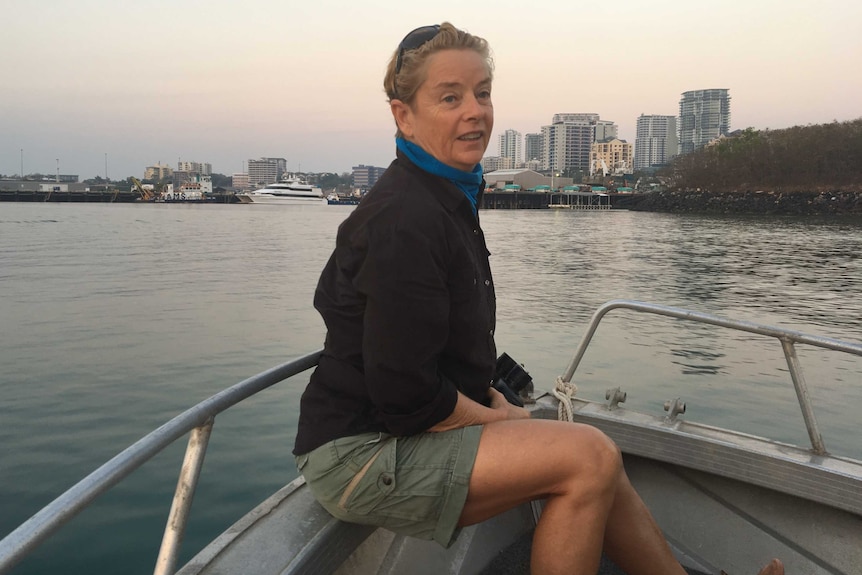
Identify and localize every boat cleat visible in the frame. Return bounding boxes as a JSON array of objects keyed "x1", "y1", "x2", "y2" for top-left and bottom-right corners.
[
  {"x1": 605, "y1": 387, "x2": 627, "y2": 410},
  {"x1": 663, "y1": 397, "x2": 686, "y2": 422}
]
